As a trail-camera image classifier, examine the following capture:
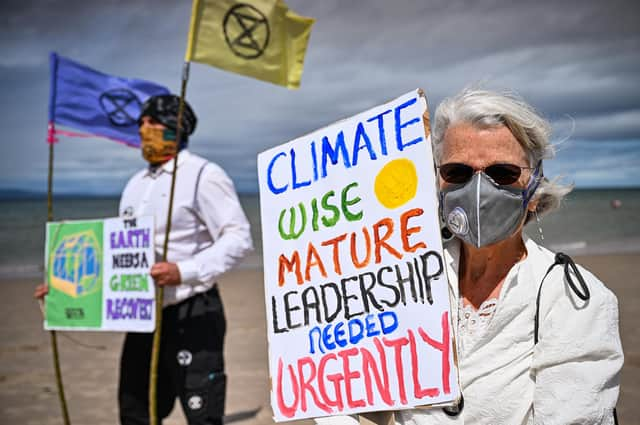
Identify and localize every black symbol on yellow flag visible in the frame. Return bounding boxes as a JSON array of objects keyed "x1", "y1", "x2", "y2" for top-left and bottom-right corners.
[{"x1": 223, "y1": 4, "x2": 270, "y2": 59}]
